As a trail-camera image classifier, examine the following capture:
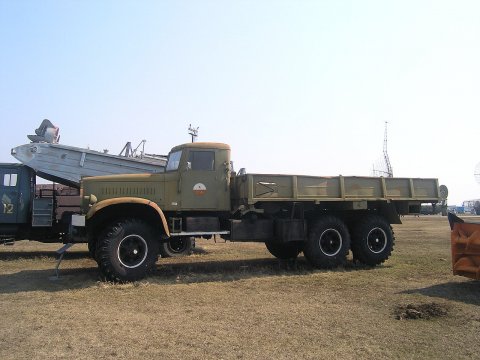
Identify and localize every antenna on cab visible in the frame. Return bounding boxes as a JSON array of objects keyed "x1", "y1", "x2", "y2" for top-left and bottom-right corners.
[{"x1": 188, "y1": 124, "x2": 199, "y2": 143}]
